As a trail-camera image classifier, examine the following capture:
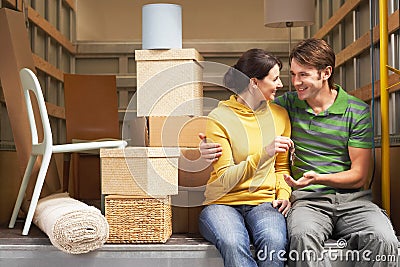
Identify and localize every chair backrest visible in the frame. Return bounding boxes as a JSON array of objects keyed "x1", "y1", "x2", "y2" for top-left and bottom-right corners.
[{"x1": 19, "y1": 68, "x2": 53, "y2": 151}]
